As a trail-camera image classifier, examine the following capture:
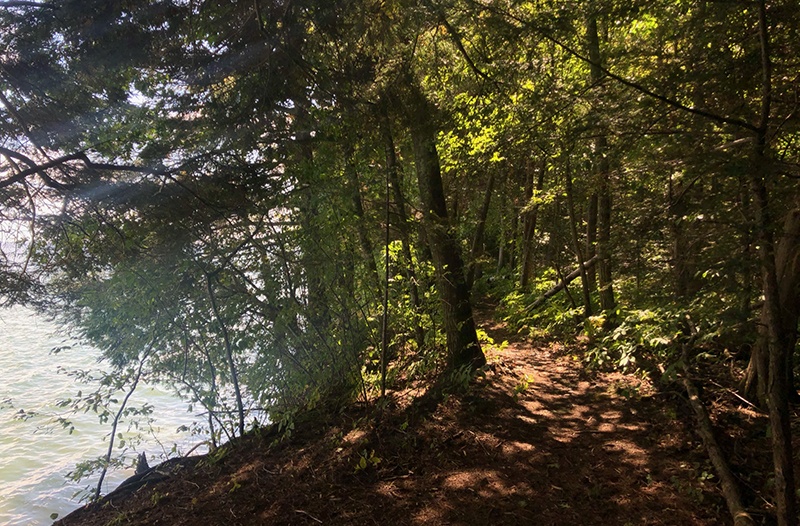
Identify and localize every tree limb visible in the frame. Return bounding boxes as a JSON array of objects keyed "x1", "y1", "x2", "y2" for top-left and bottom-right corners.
[
  {"x1": 525, "y1": 255, "x2": 599, "y2": 312},
  {"x1": 472, "y1": 1, "x2": 758, "y2": 133},
  {"x1": 0, "y1": 1, "x2": 56, "y2": 8},
  {"x1": 682, "y1": 355, "x2": 756, "y2": 526},
  {"x1": 438, "y1": 15, "x2": 492, "y2": 83},
  {"x1": 0, "y1": 146, "x2": 168, "y2": 190}
]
